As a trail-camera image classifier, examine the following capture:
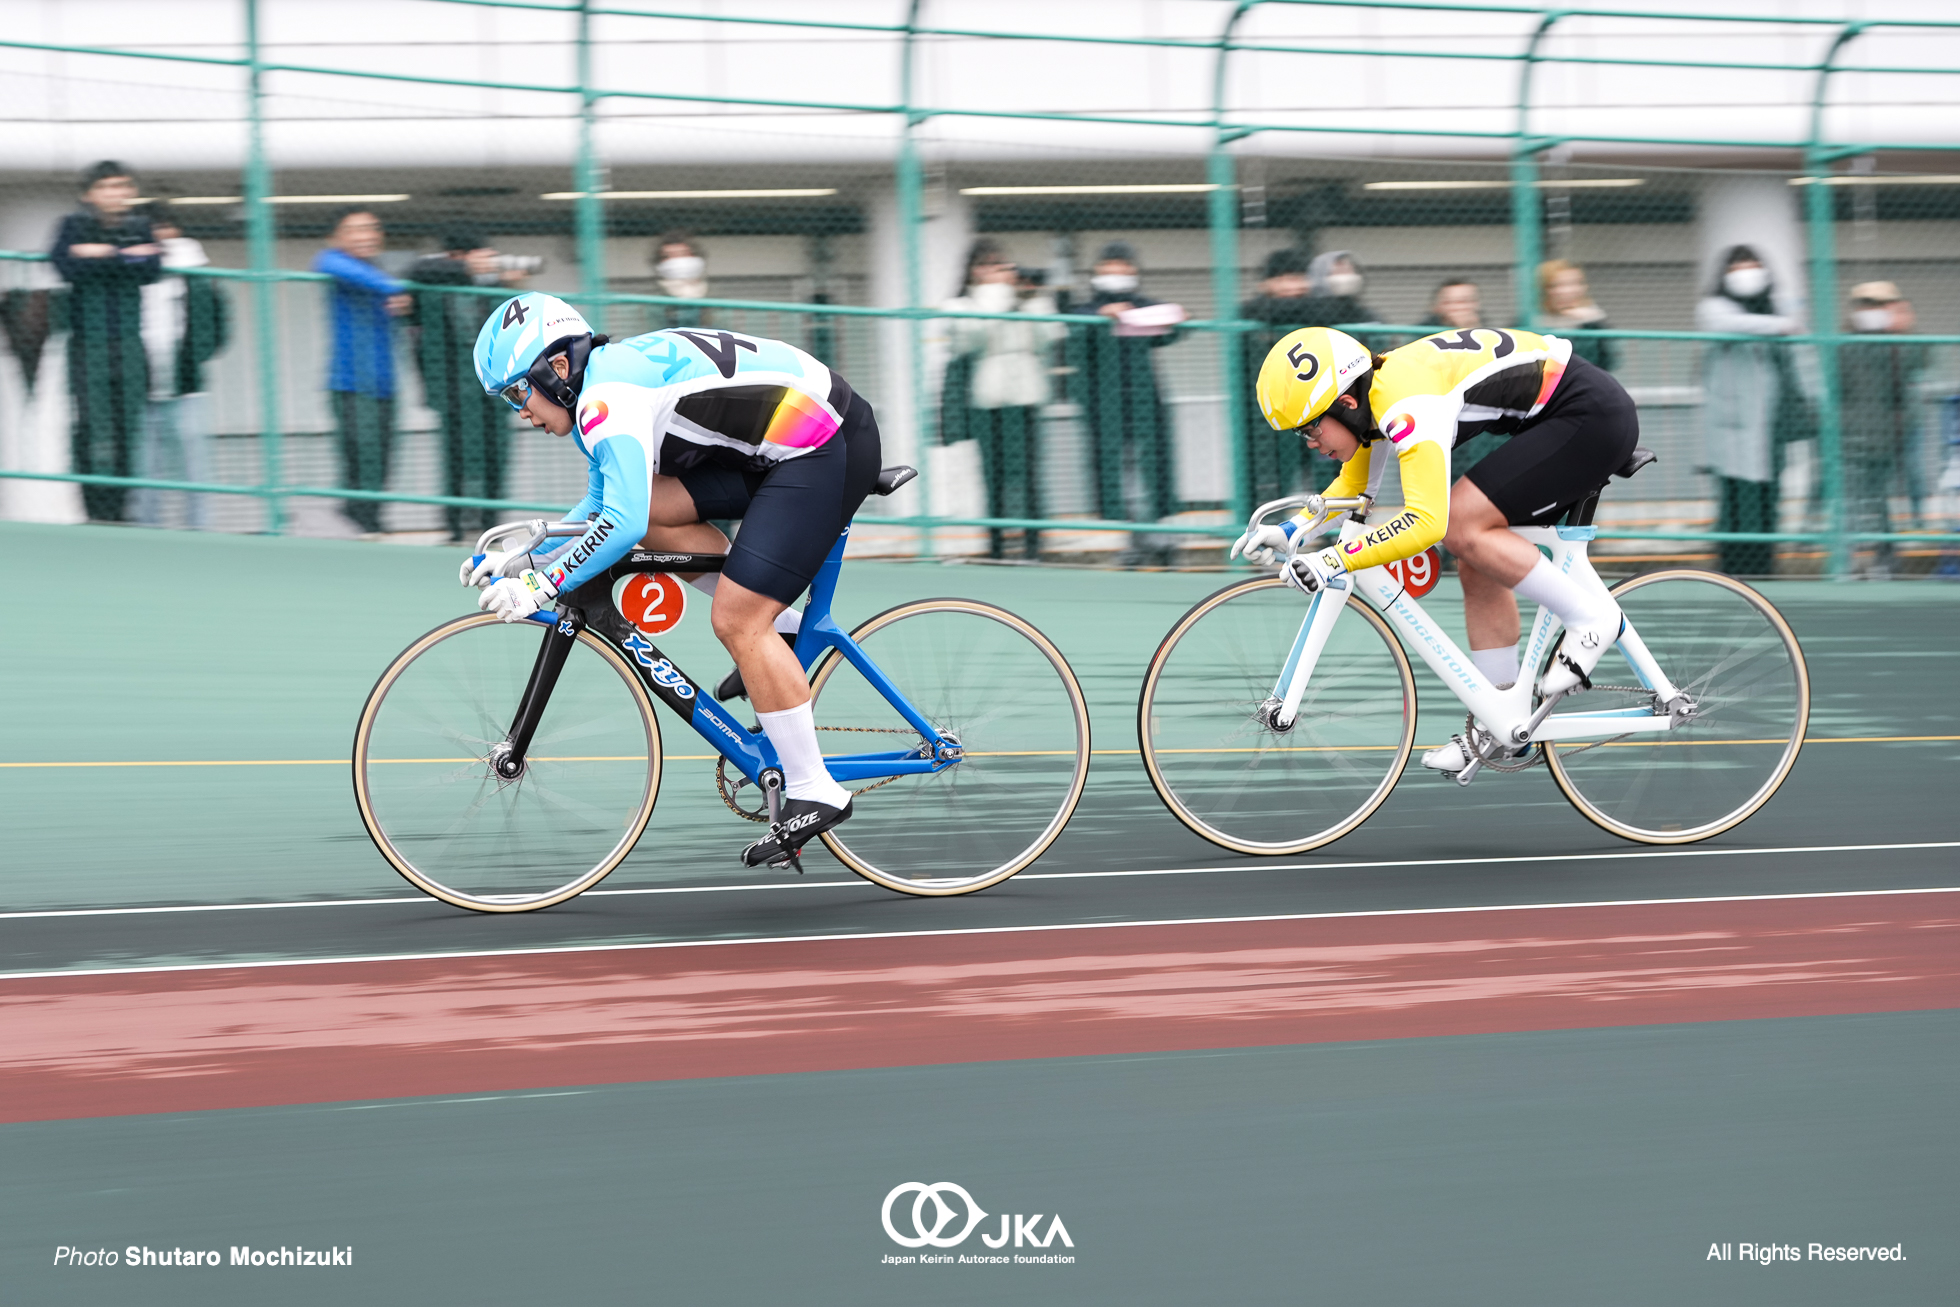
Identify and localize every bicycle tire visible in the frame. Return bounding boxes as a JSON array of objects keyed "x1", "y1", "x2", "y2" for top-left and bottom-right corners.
[
  {"x1": 1139, "y1": 577, "x2": 1418, "y2": 856},
  {"x1": 352, "y1": 612, "x2": 663, "y2": 912},
  {"x1": 1543, "y1": 569, "x2": 1808, "y2": 844},
  {"x1": 806, "y1": 598, "x2": 1091, "y2": 895}
]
